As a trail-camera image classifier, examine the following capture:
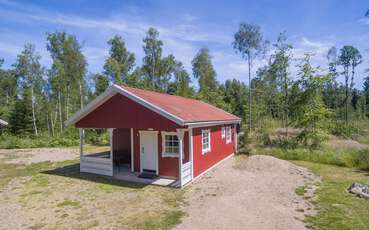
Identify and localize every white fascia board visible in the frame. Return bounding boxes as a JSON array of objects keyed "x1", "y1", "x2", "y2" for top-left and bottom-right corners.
[
  {"x1": 0, "y1": 119, "x2": 8, "y2": 126},
  {"x1": 113, "y1": 85, "x2": 185, "y2": 126},
  {"x1": 185, "y1": 120, "x2": 241, "y2": 128},
  {"x1": 64, "y1": 84, "x2": 185, "y2": 126},
  {"x1": 64, "y1": 86, "x2": 117, "y2": 126}
]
